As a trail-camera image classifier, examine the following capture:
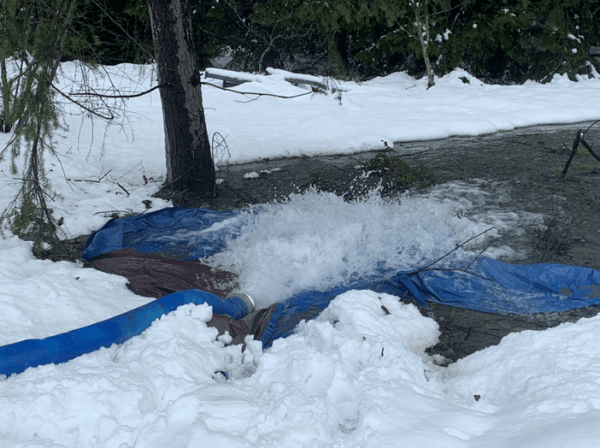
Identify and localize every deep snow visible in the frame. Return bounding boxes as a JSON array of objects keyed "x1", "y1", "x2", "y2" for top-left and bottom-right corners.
[{"x1": 0, "y1": 62, "x2": 599, "y2": 447}]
